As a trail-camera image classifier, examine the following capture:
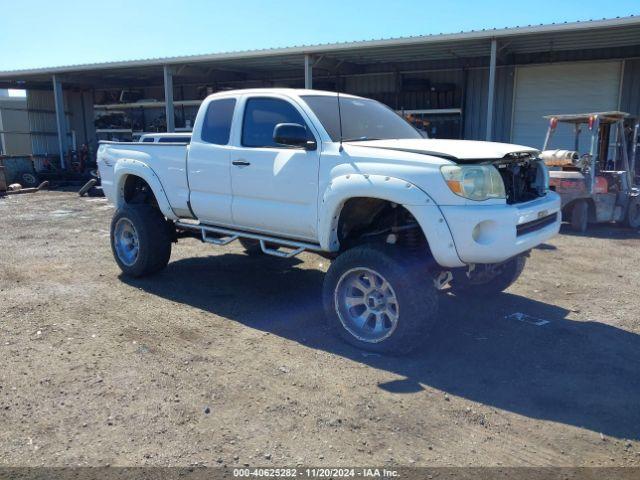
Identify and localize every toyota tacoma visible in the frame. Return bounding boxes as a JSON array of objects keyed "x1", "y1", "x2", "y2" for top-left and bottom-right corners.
[{"x1": 98, "y1": 89, "x2": 560, "y2": 354}]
